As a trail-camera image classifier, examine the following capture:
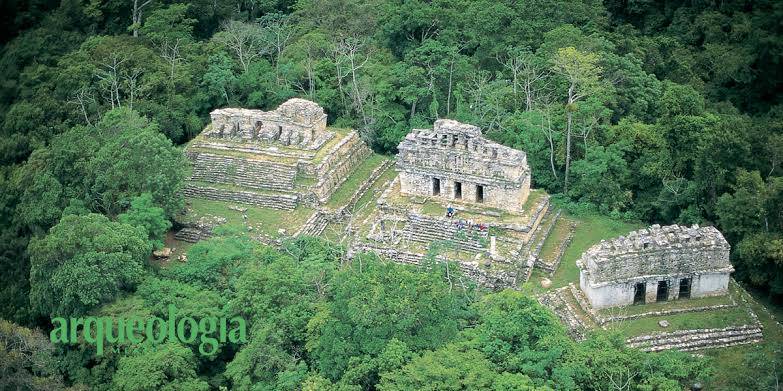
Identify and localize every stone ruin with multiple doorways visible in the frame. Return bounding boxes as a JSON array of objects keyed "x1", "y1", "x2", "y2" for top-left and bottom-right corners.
[
  {"x1": 577, "y1": 224, "x2": 734, "y2": 309},
  {"x1": 175, "y1": 98, "x2": 370, "y2": 242},
  {"x1": 396, "y1": 119, "x2": 531, "y2": 213},
  {"x1": 205, "y1": 98, "x2": 331, "y2": 150},
  {"x1": 539, "y1": 224, "x2": 760, "y2": 352},
  {"x1": 350, "y1": 119, "x2": 560, "y2": 289}
]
